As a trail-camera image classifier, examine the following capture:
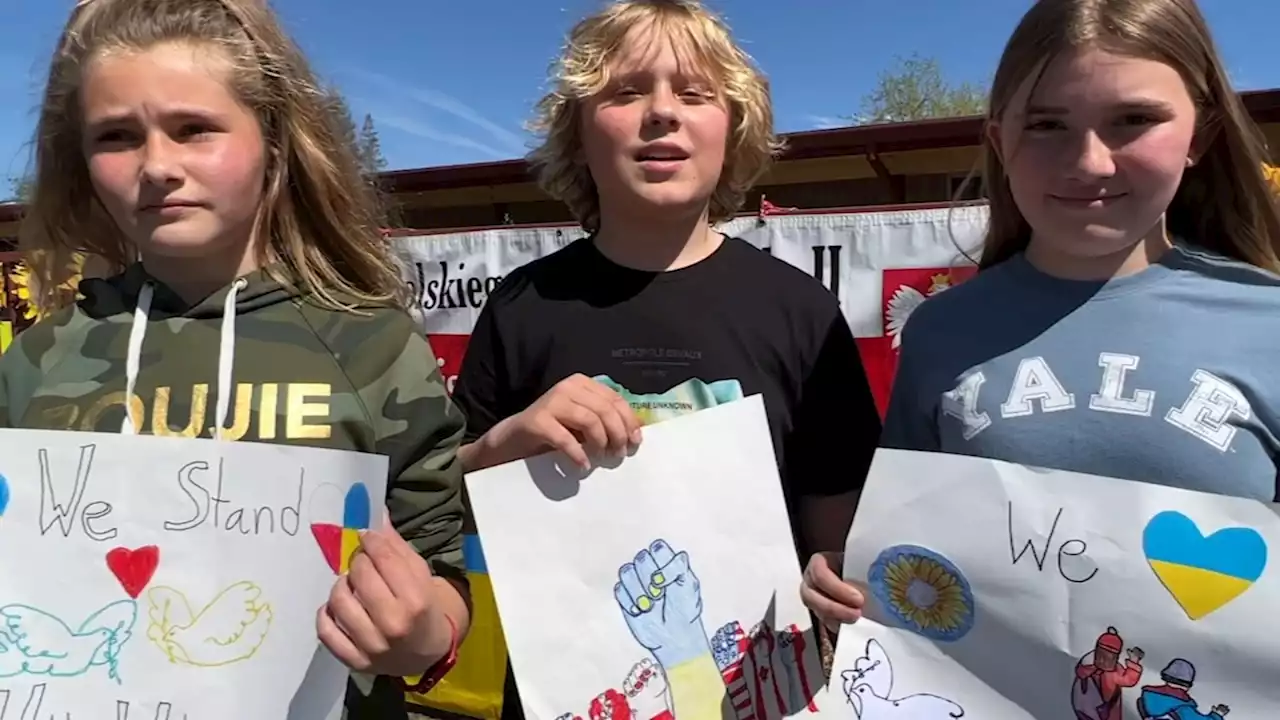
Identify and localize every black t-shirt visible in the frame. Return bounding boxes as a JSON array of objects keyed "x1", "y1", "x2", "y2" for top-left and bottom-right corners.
[
  {"x1": 453, "y1": 236, "x2": 881, "y2": 545},
  {"x1": 453, "y1": 236, "x2": 881, "y2": 720}
]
